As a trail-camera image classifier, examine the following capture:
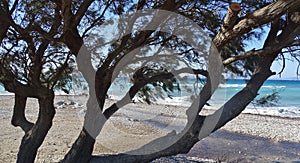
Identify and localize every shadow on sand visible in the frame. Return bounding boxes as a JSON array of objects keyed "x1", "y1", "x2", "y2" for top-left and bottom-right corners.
[{"x1": 186, "y1": 130, "x2": 300, "y2": 162}]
